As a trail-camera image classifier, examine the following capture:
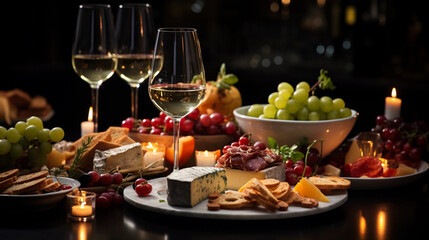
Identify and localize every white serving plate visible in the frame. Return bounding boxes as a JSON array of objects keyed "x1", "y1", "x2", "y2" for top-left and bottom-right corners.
[
  {"x1": 0, "y1": 177, "x2": 80, "y2": 211},
  {"x1": 343, "y1": 161, "x2": 428, "y2": 190},
  {"x1": 124, "y1": 177, "x2": 348, "y2": 220}
]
